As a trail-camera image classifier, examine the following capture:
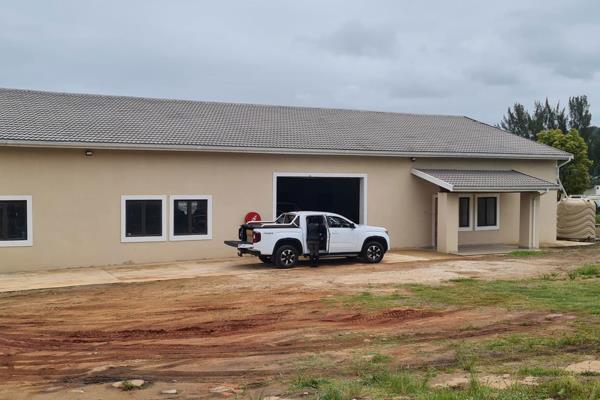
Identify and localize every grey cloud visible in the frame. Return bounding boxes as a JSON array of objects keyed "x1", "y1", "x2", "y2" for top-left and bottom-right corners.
[
  {"x1": 308, "y1": 20, "x2": 398, "y2": 58},
  {"x1": 387, "y1": 81, "x2": 451, "y2": 99},
  {"x1": 503, "y1": 2, "x2": 600, "y2": 81},
  {"x1": 525, "y1": 45, "x2": 600, "y2": 80},
  {"x1": 469, "y1": 68, "x2": 520, "y2": 86}
]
